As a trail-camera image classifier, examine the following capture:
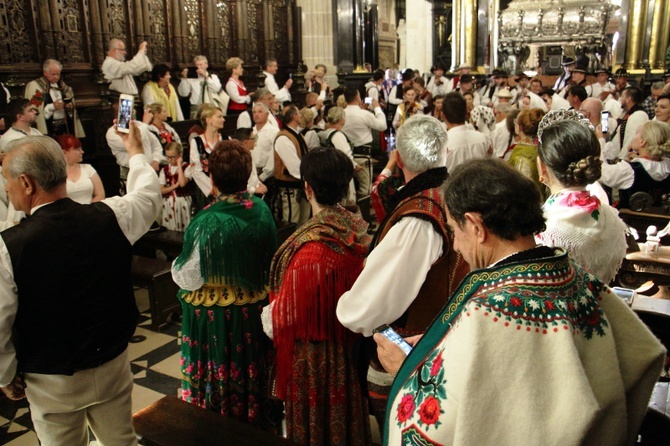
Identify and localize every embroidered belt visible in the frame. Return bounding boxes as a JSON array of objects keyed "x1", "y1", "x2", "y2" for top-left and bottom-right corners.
[{"x1": 181, "y1": 284, "x2": 269, "y2": 307}]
